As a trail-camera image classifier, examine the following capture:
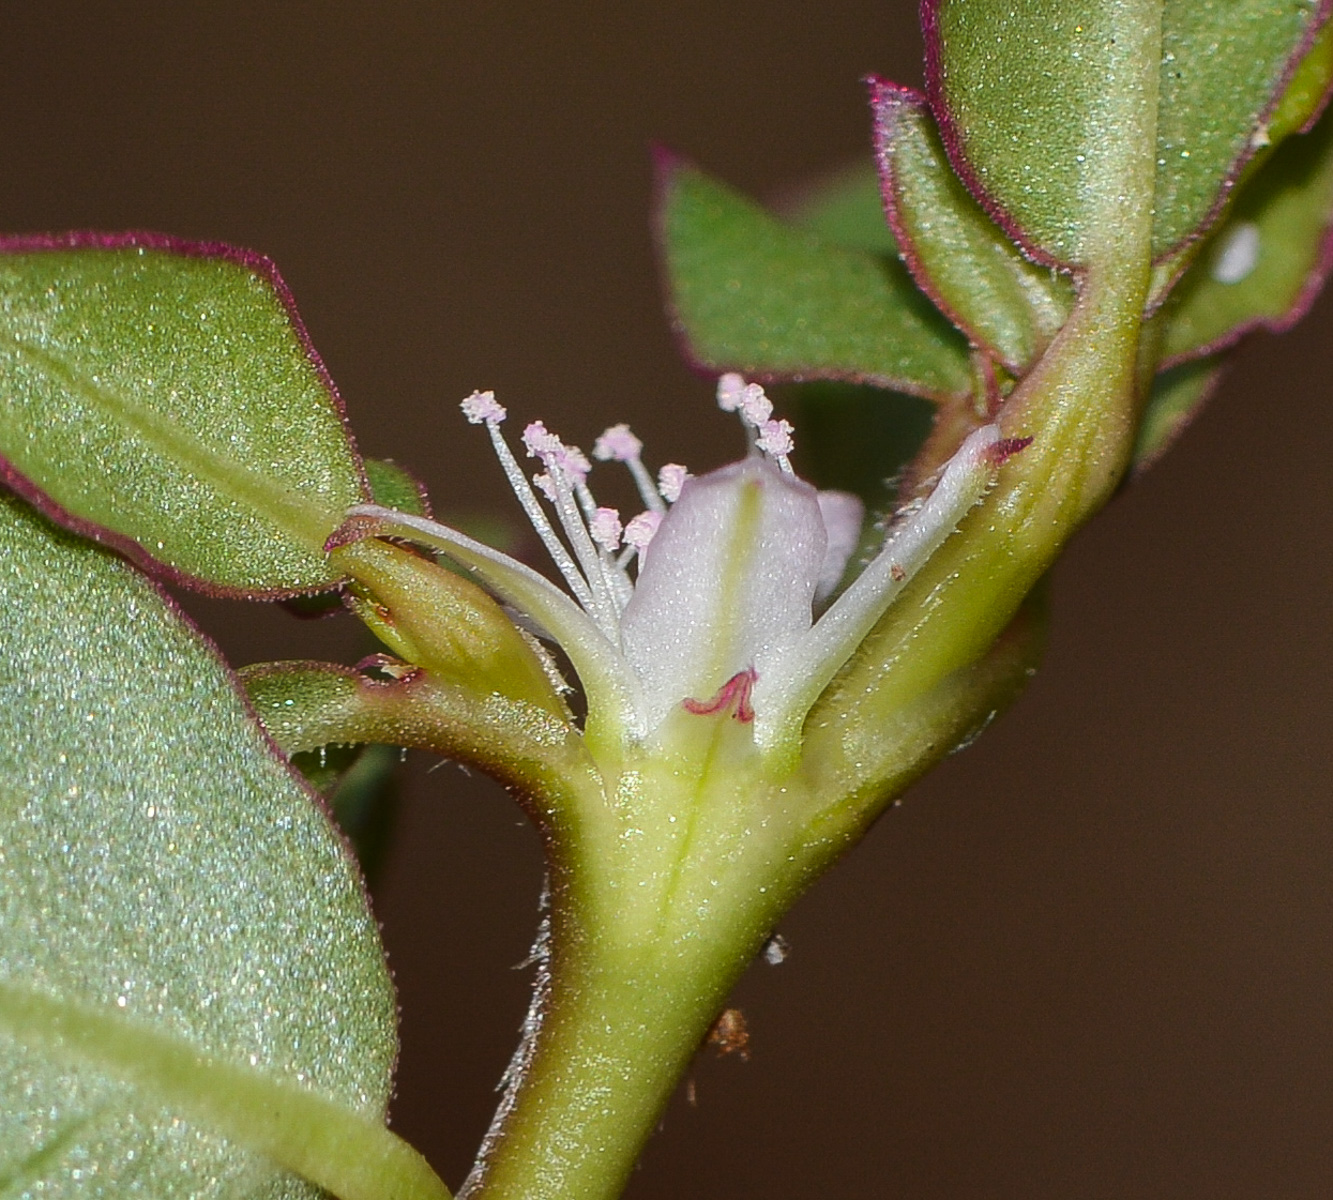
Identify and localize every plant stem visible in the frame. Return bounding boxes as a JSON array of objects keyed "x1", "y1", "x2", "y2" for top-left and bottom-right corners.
[
  {"x1": 461, "y1": 731, "x2": 811, "y2": 1200},
  {"x1": 460, "y1": 888, "x2": 772, "y2": 1200}
]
